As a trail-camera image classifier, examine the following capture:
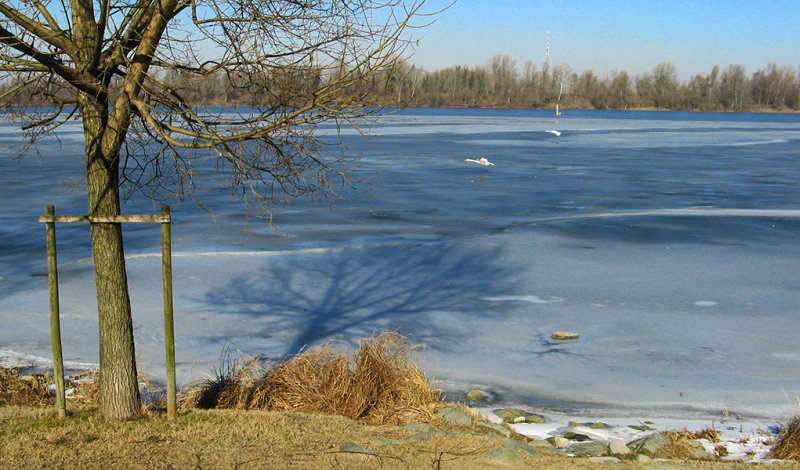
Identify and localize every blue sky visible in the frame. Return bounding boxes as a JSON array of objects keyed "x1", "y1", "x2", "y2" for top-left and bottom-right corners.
[{"x1": 411, "y1": 0, "x2": 800, "y2": 80}]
